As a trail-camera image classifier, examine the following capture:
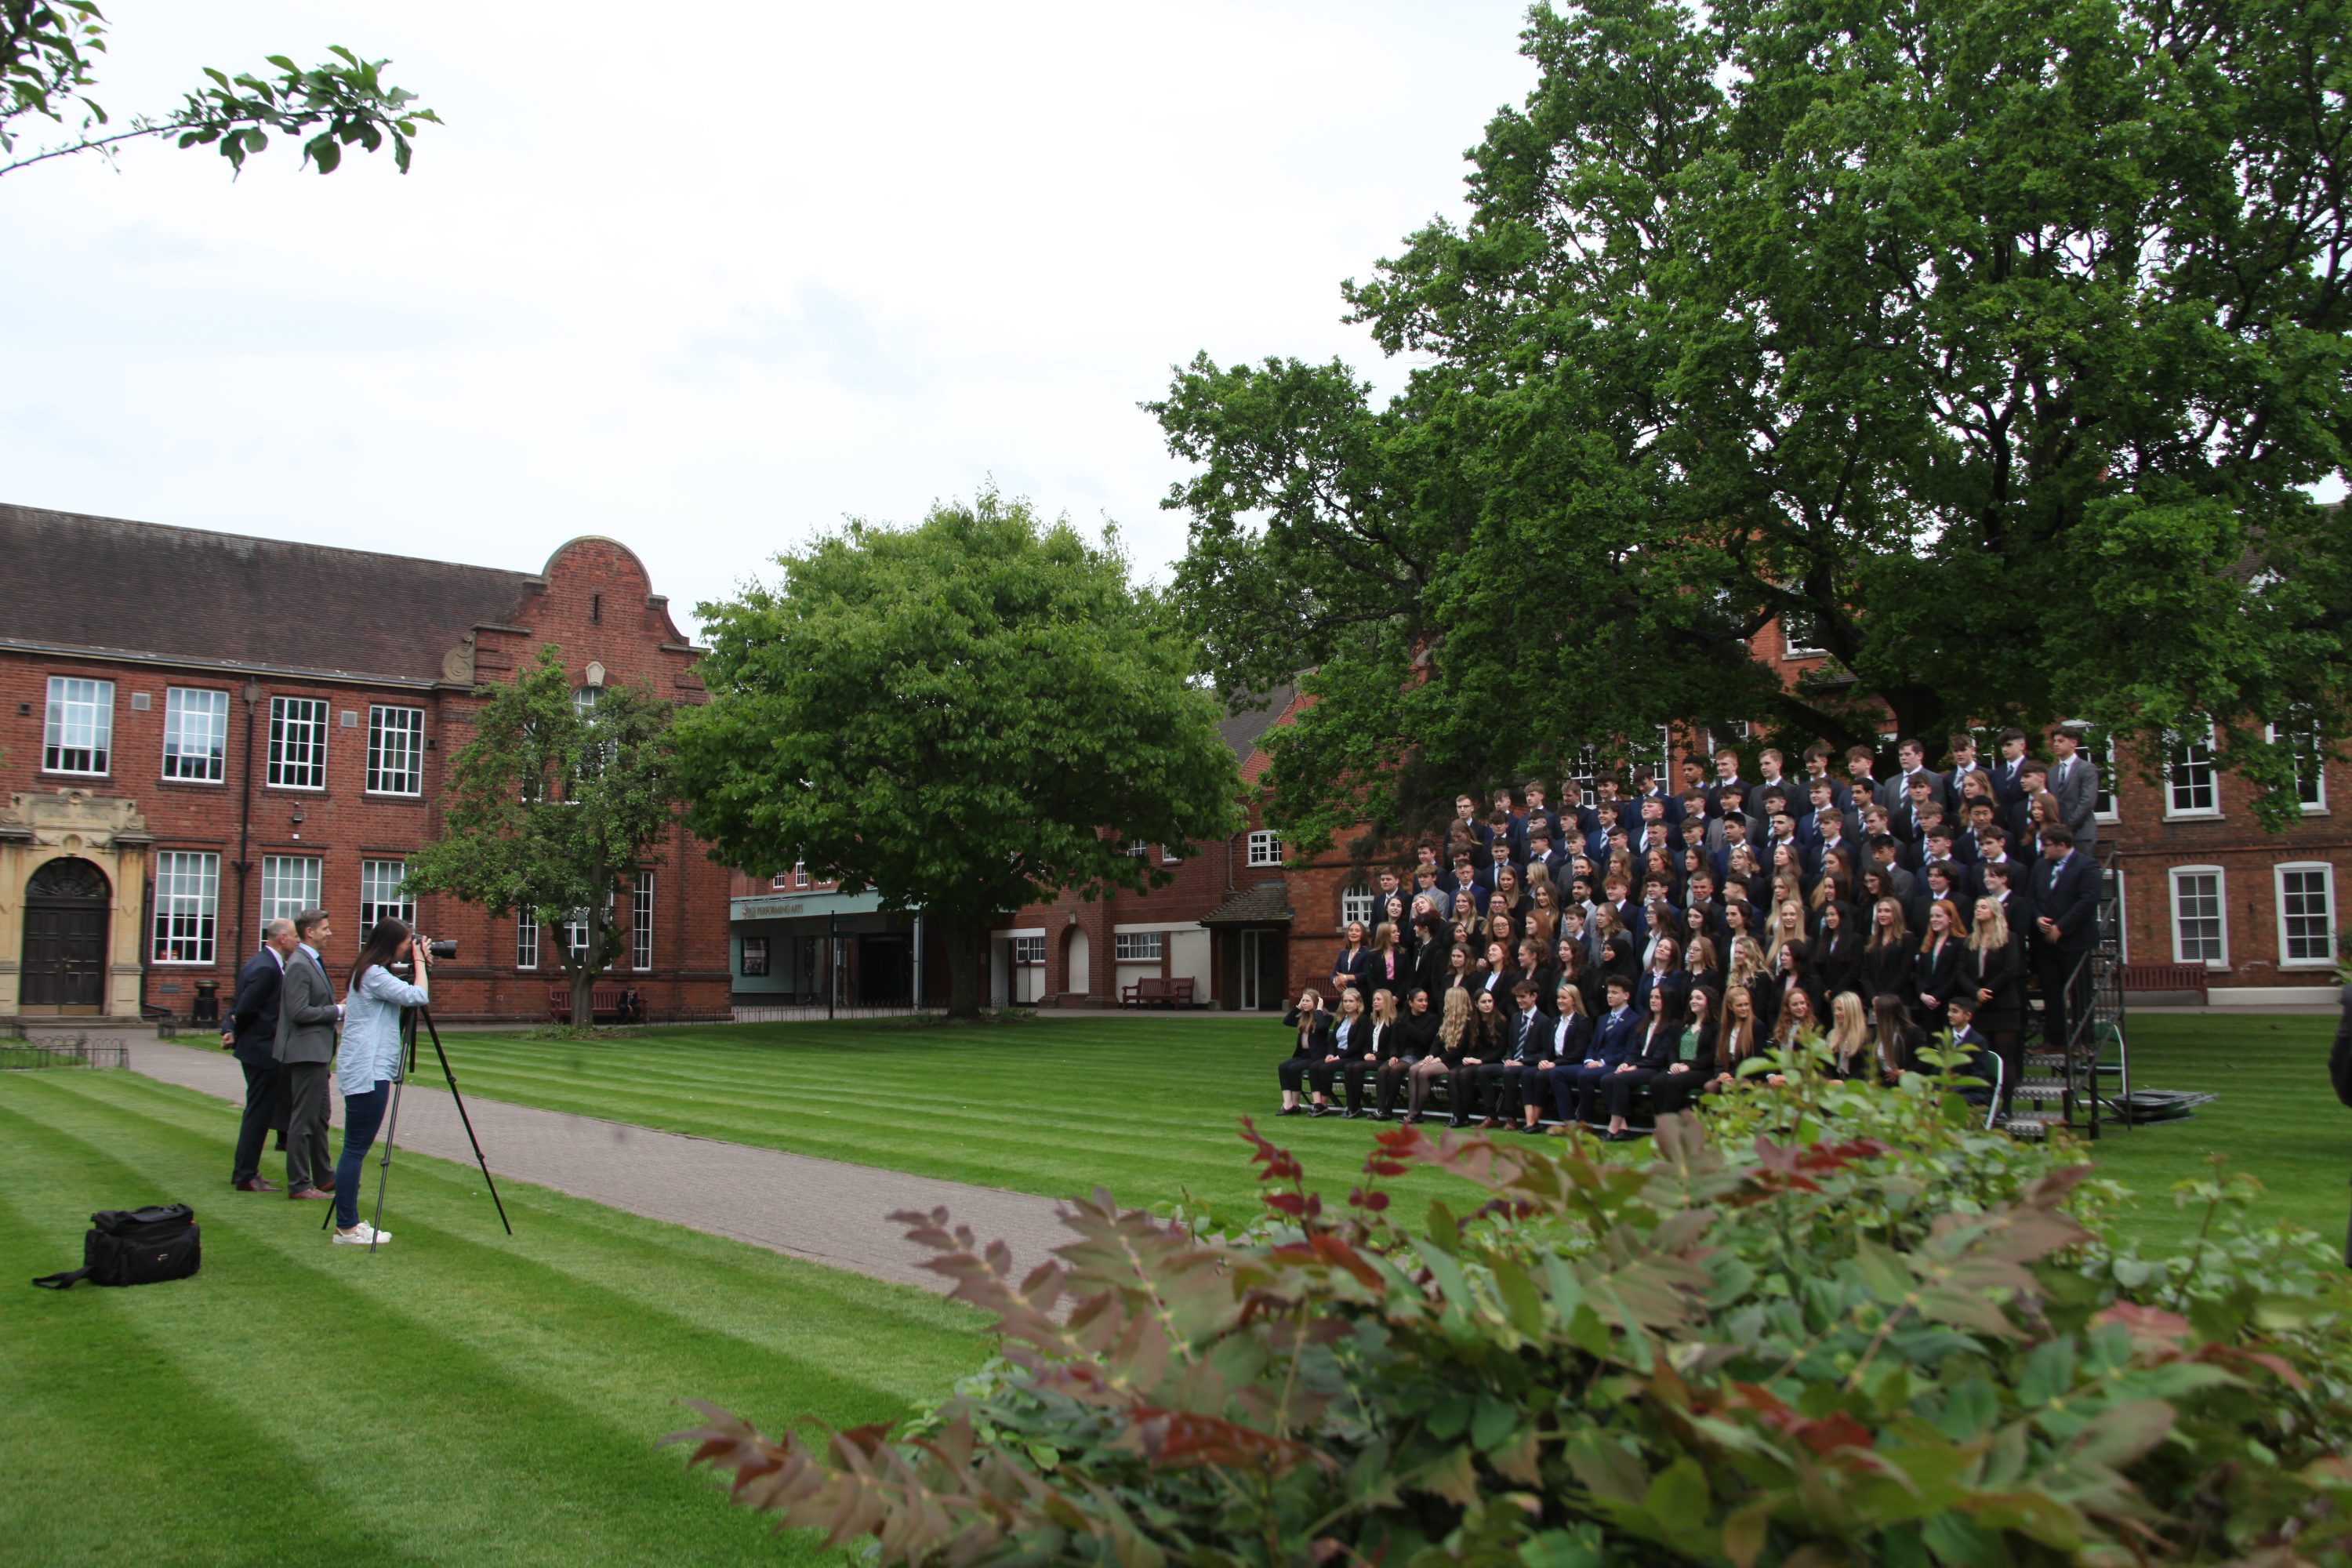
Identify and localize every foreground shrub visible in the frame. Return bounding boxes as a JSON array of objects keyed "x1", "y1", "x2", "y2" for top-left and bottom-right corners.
[{"x1": 673, "y1": 1058, "x2": 2352, "y2": 1566}]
